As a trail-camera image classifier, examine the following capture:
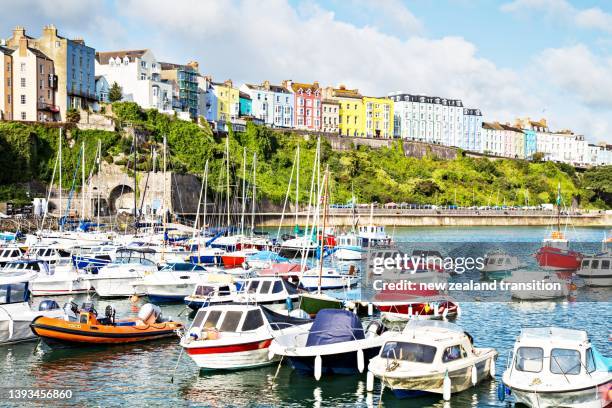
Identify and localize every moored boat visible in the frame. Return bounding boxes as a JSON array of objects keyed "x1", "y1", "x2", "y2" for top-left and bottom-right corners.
[
  {"x1": 30, "y1": 303, "x2": 182, "y2": 347},
  {"x1": 577, "y1": 251, "x2": 612, "y2": 287},
  {"x1": 368, "y1": 320, "x2": 497, "y2": 400},
  {"x1": 501, "y1": 327, "x2": 611, "y2": 407}
]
